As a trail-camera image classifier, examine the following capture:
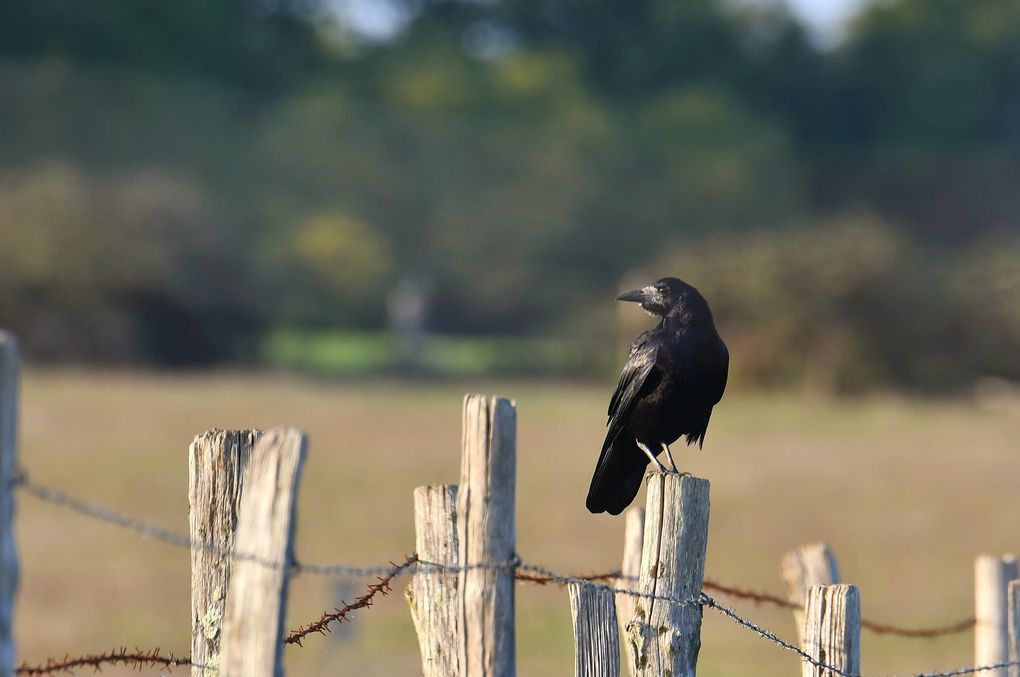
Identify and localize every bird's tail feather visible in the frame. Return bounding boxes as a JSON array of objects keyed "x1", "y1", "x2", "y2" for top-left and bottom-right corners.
[{"x1": 586, "y1": 436, "x2": 648, "y2": 515}]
